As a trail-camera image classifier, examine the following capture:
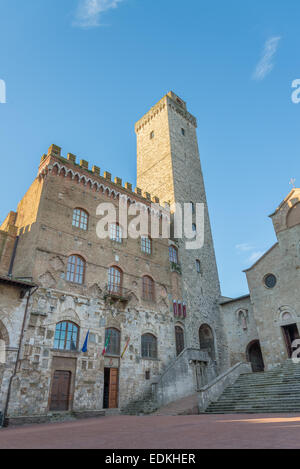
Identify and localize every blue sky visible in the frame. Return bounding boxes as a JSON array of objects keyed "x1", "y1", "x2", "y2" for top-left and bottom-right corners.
[{"x1": 0, "y1": 0, "x2": 300, "y2": 298}]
